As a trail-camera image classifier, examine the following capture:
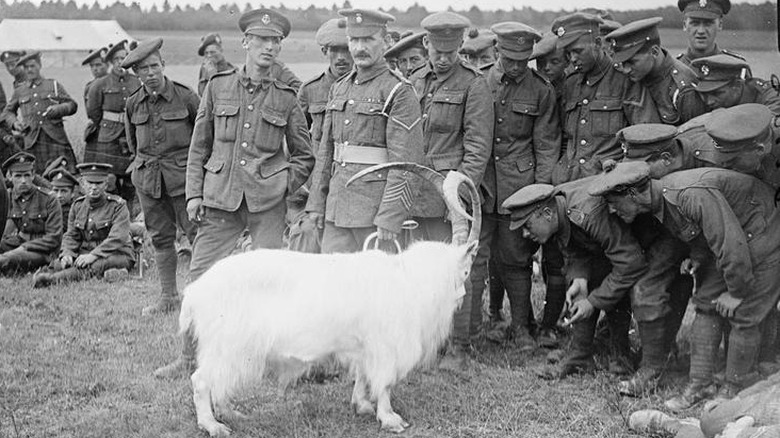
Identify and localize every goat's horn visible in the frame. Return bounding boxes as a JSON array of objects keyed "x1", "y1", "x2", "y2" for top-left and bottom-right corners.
[{"x1": 442, "y1": 171, "x2": 481, "y2": 247}]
